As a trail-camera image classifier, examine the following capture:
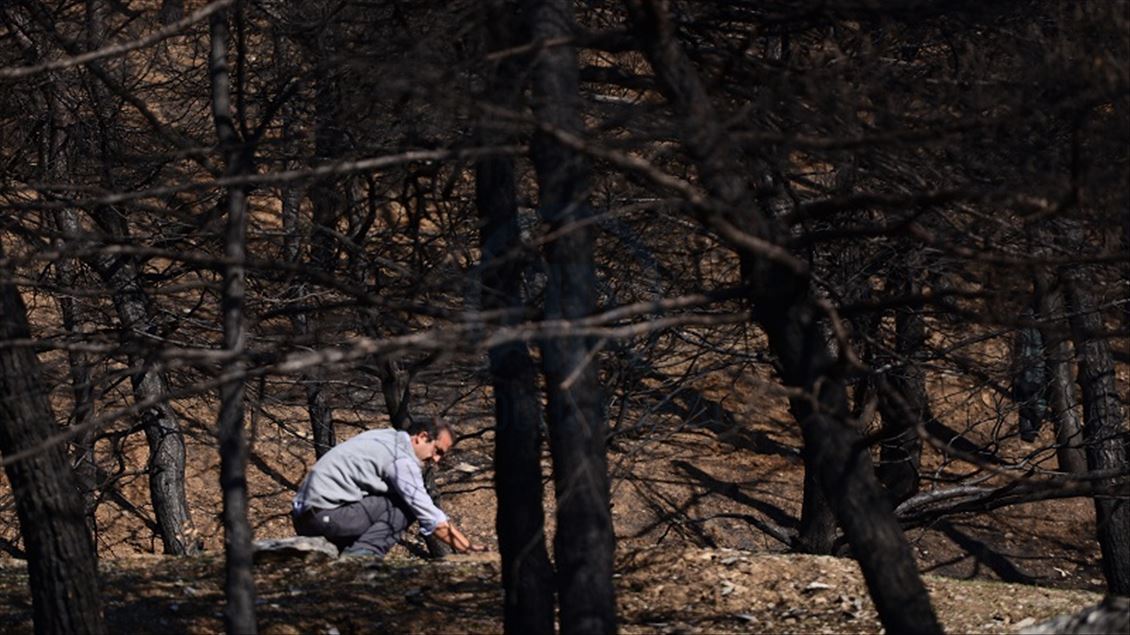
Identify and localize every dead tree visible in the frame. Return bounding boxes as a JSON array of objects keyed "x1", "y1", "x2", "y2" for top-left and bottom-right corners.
[
  {"x1": 0, "y1": 268, "x2": 106, "y2": 635},
  {"x1": 88, "y1": 220, "x2": 199, "y2": 555},
  {"x1": 478, "y1": 3, "x2": 556, "y2": 632},
  {"x1": 623, "y1": 1, "x2": 942, "y2": 632},
  {"x1": 92, "y1": 0, "x2": 198, "y2": 556},
  {"x1": 211, "y1": 8, "x2": 257, "y2": 633},
  {"x1": 1062, "y1": 269, "x2": 1130, "y2": 595},
  {"x1": 874, "y1": 258, "x2": 927, "y2": 506},
  {"x1": 1034, "y1": 275, "x2": 1086, "y2": 474},
  {"x1": 528, "y1": 0, "x2": 617, "y2": 631}
]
